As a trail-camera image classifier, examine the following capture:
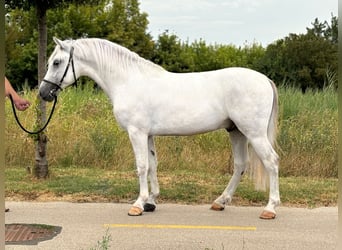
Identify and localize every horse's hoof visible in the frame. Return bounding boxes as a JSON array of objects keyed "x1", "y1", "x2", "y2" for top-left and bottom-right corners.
[
  {"x1": 144, "y1": 203, "x2": 156, "y2": 212},
  {"x1": 259, "y1": 210, "x2": 276, "y2": 219},
  {"x1": 128, "y1": 206, "x2": 143, "y2": 216},
  {"x1": 210, "y1": 202, "x2": 225, "y2": 211}
]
